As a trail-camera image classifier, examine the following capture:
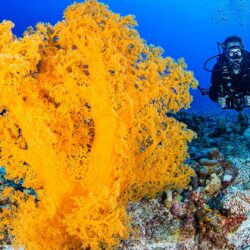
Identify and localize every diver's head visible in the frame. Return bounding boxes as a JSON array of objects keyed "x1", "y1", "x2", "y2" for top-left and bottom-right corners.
[{"x1": 223, "y1": 35, "x2": 244, "y2": 73}]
